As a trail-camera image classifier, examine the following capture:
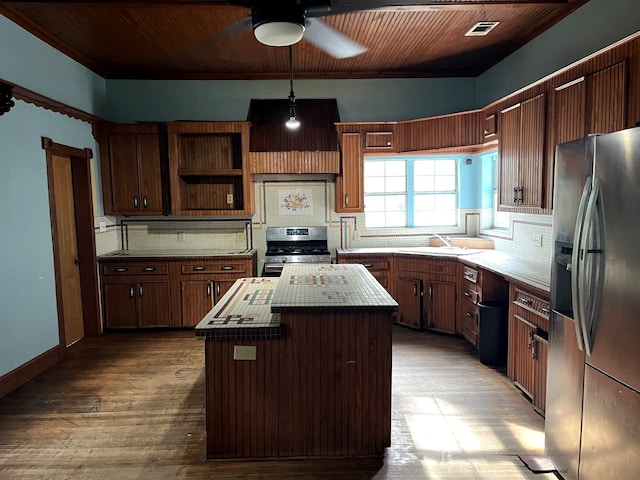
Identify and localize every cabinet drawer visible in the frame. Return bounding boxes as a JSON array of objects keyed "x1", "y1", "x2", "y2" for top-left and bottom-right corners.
[
  {"x1": 514, "y1": 288, "x2": 550, "y2": 318},
  {"x1": 180, "y1": 261, "x2": 247, "y2": 275},
  {"x1": 462, "y1": 266, "x2": 479, "y2": 283},
  {"x1": 359, "y1": 259, "x2": 389, "y2": 271},
  {"x1": 462, "y1": 281, "x2": 480, "y2": 305},
  {"x1": 397, "y1": 257, "x2": 456, "y2": 276},
  {"x1": 103, "y1": 263, "x2": 168, "y2": 275}
]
